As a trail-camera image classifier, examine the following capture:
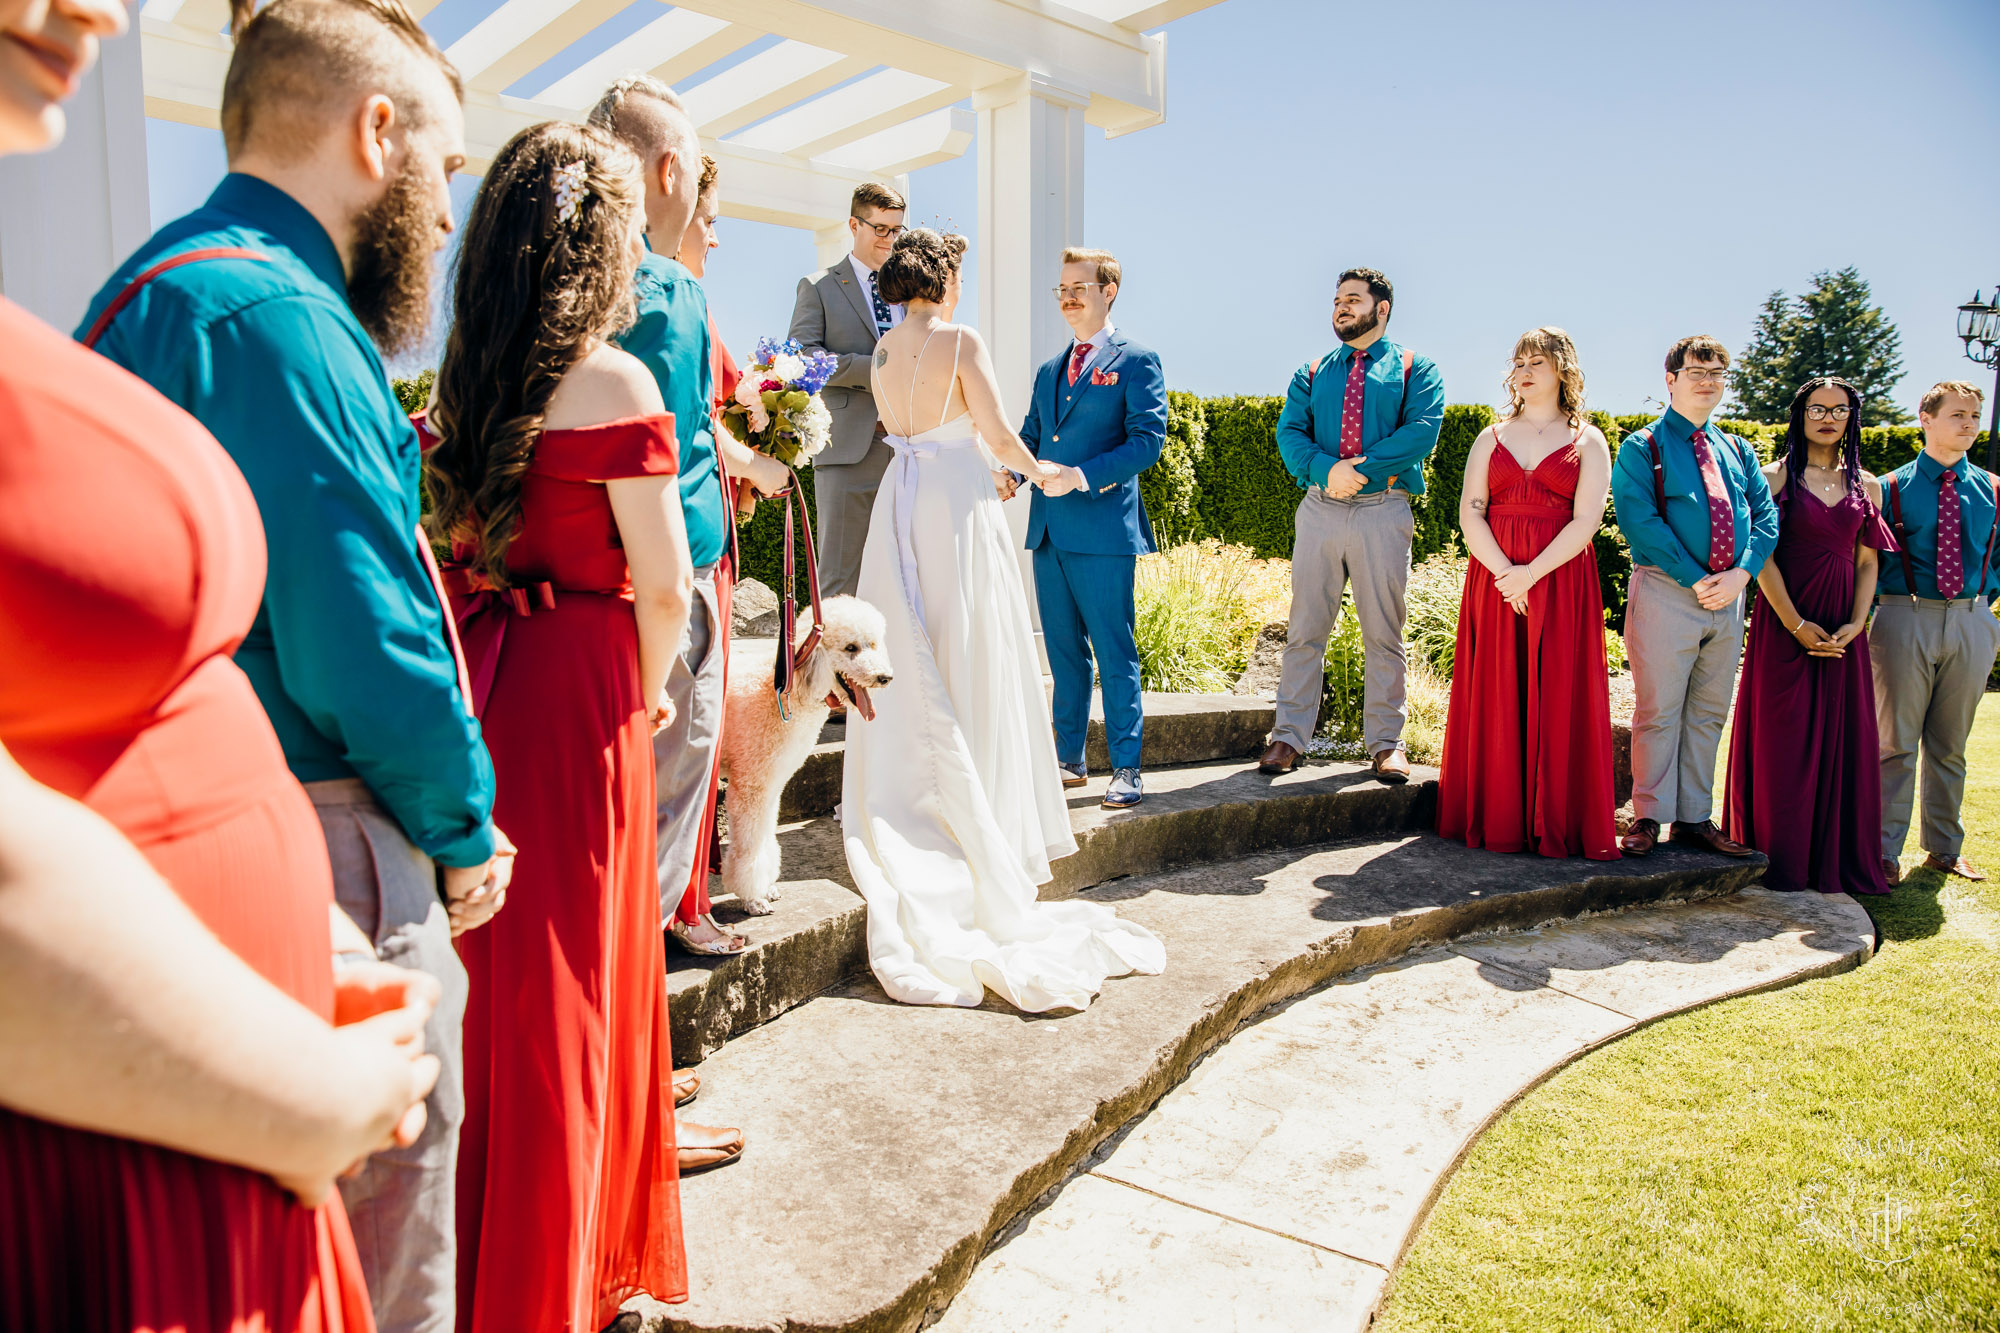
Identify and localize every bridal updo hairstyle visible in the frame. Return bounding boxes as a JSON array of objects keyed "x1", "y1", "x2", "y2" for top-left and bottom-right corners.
[
  {"x1": 876, "y1": 227, "x2": 967, "y2": 306},
  {"x1": 426, "y1": 121, "x2": 642, "y2": 590}
]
